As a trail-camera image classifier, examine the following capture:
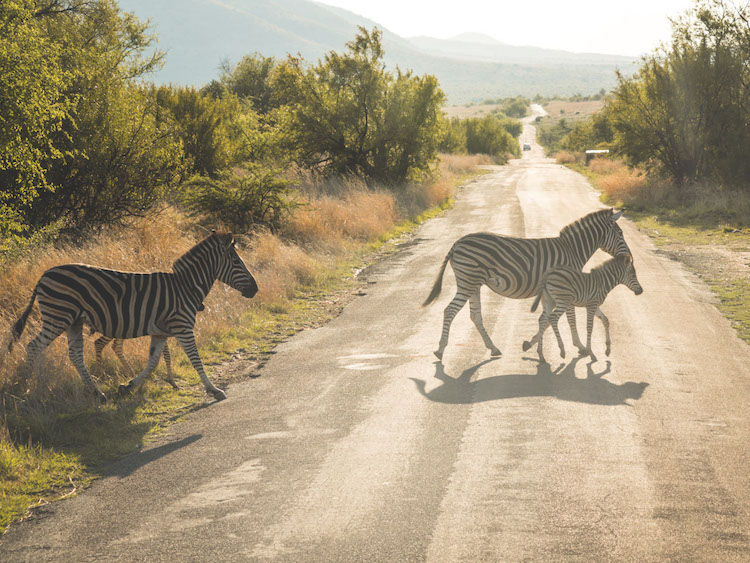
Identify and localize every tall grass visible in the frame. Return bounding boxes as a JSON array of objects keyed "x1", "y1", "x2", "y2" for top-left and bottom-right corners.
[
  {"x1": 563, "y1": 154, "x2": 750, "y2": 228},
  {"x1": 0, "y1": 154, "x2": 483, "y2": 531}
]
